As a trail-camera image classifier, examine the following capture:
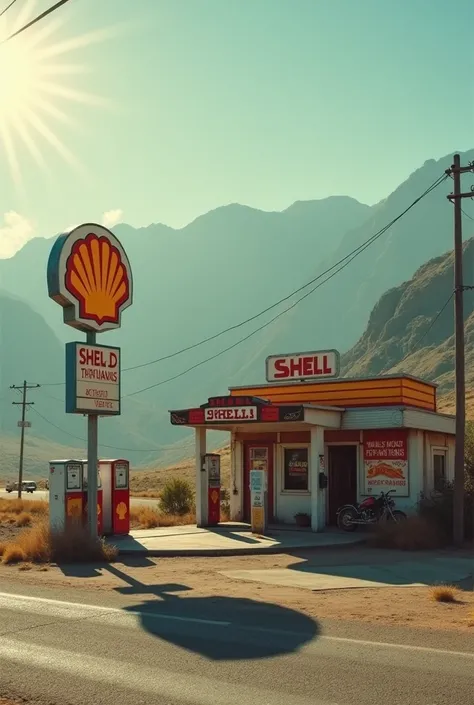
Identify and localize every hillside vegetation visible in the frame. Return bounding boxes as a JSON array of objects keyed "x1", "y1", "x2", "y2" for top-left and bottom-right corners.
[{"x1": 342, "y1": 238, "x2": 474, "y2": 416}]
